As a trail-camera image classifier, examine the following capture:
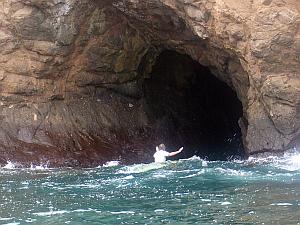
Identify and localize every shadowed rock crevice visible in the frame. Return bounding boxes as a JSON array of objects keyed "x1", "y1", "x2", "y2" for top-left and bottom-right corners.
[{"x1": 143, "y1": 50, "x2": 244, "y2": 160}]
